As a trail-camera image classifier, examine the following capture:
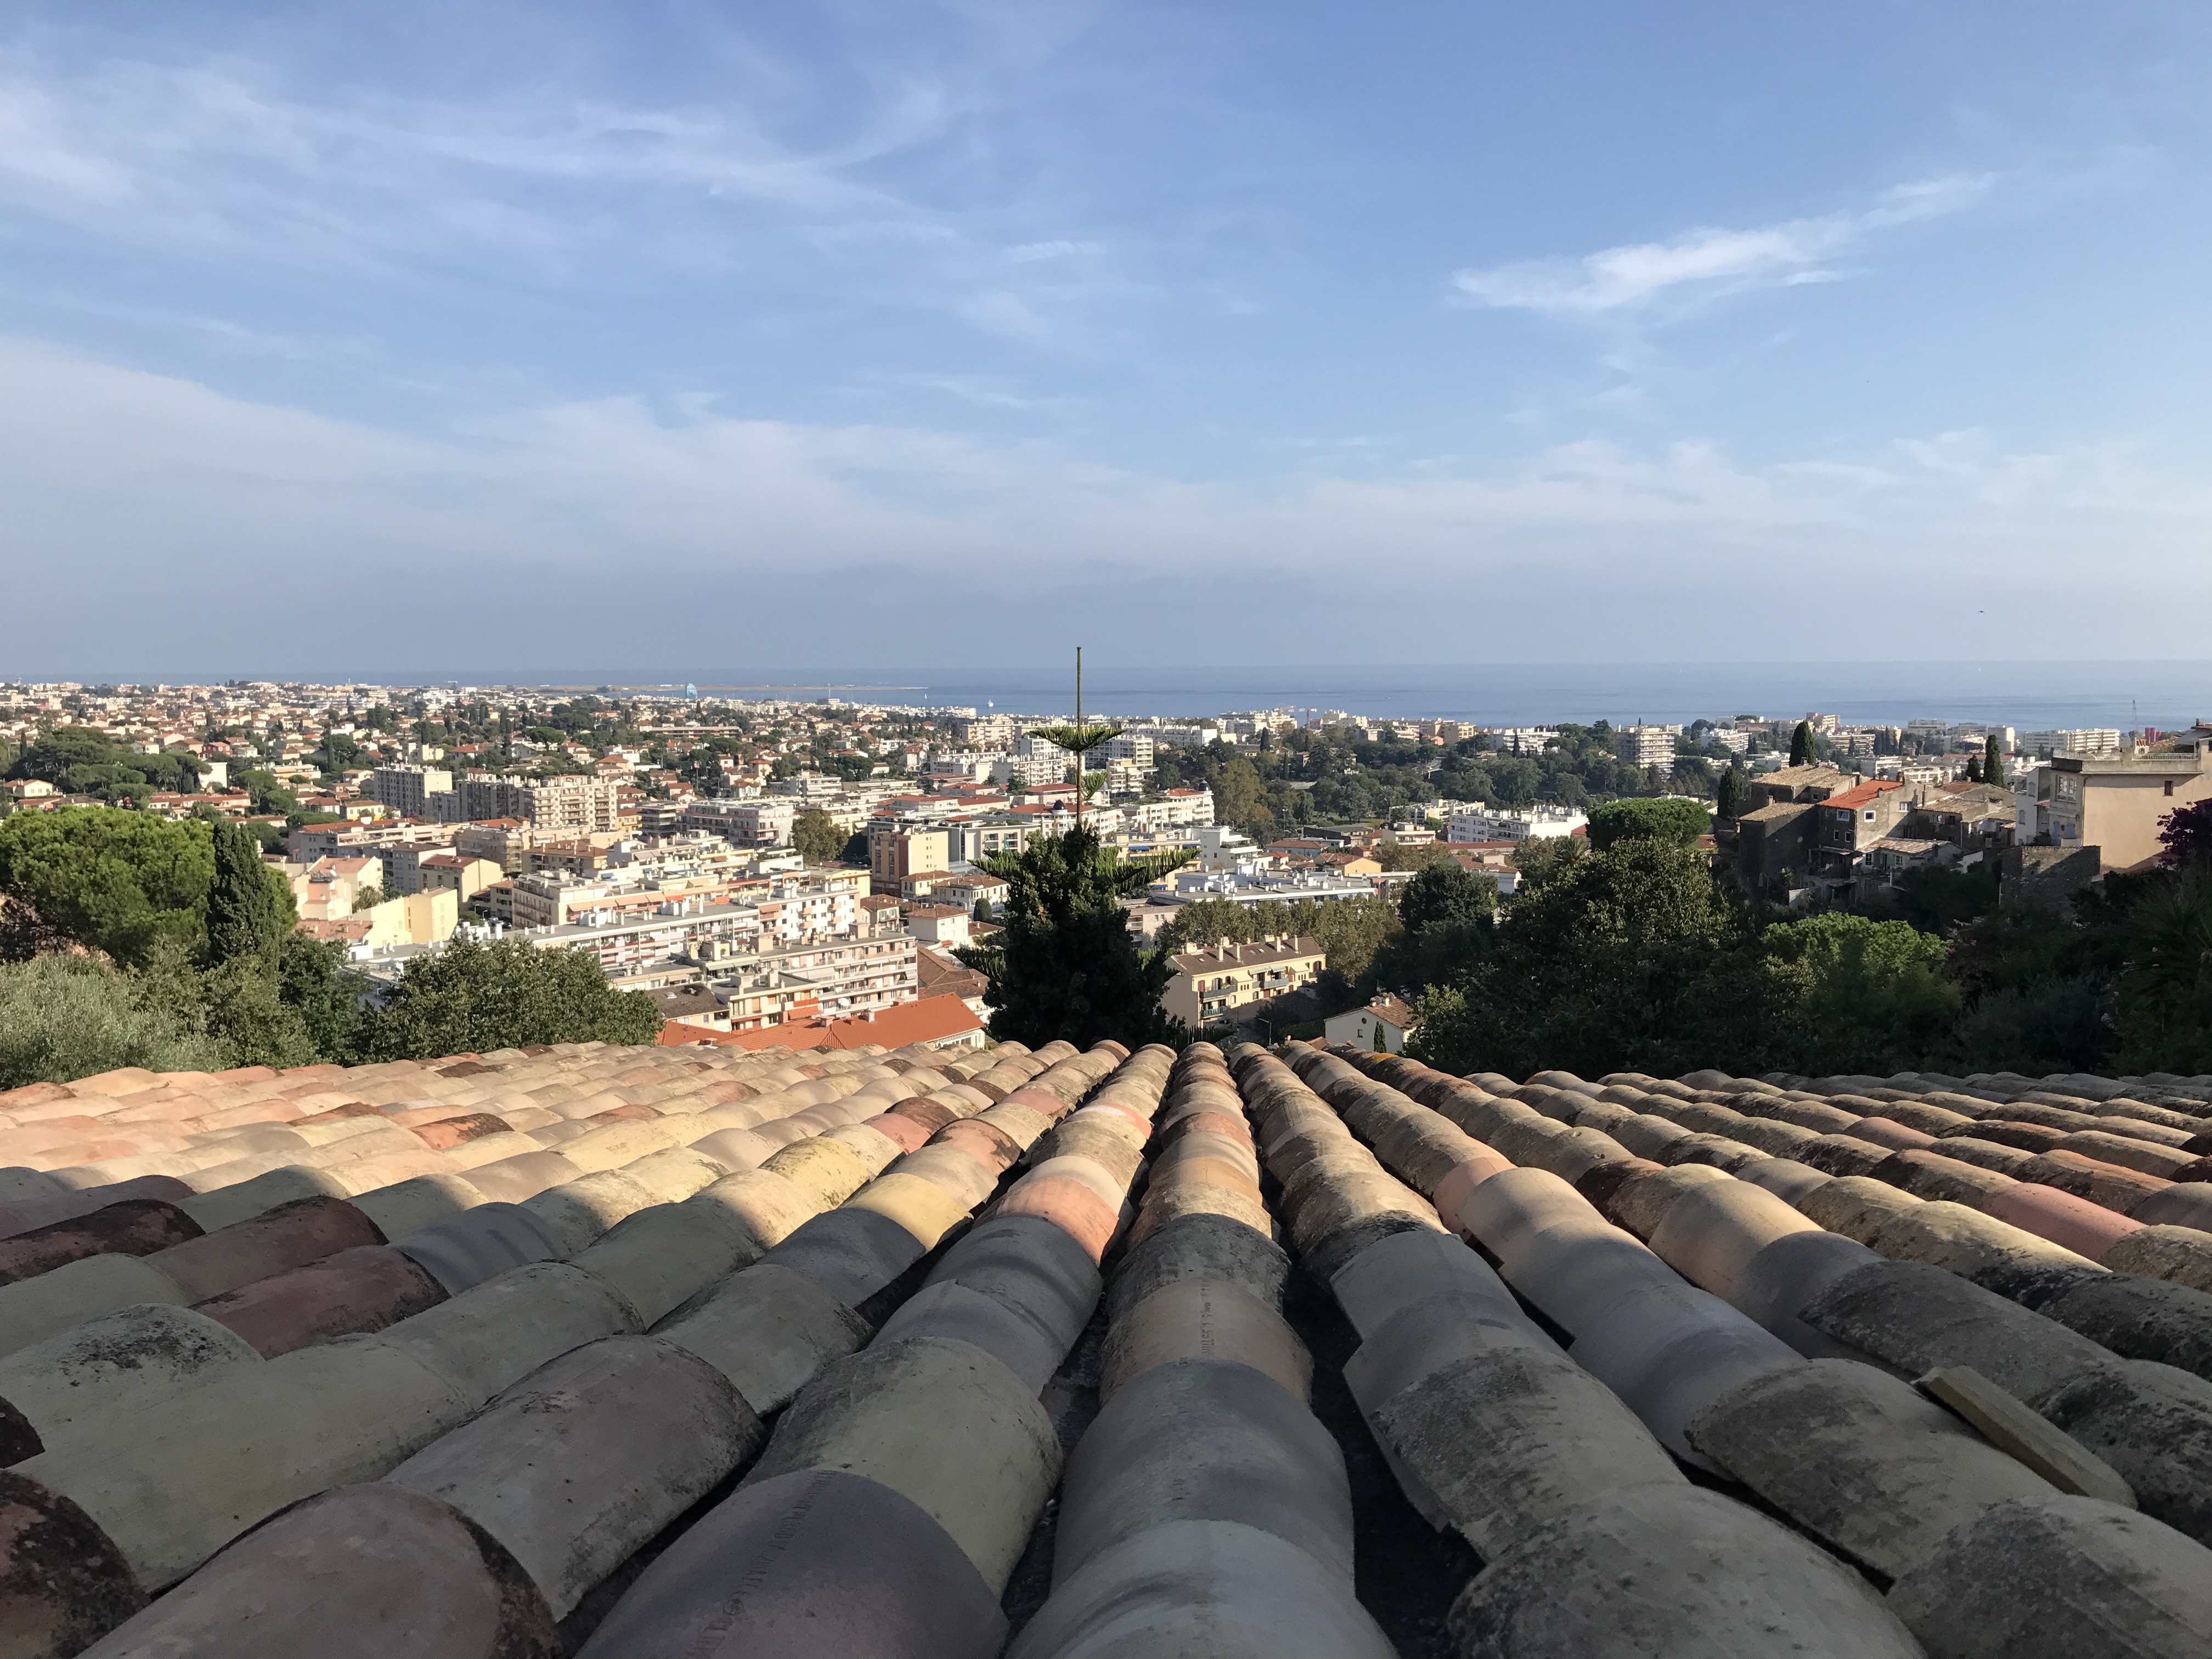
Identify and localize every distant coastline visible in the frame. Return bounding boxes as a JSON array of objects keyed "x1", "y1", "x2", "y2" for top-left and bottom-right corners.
[{"x1": 60, "y1": 660, "x2": 2212, "y2": 731}]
